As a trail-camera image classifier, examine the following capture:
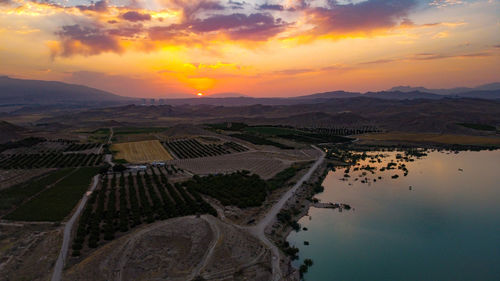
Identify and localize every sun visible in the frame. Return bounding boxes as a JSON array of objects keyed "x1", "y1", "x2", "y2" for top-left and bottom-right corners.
[{"x1": 197, "y1": 92, "x2": 204, "y2": 96}]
